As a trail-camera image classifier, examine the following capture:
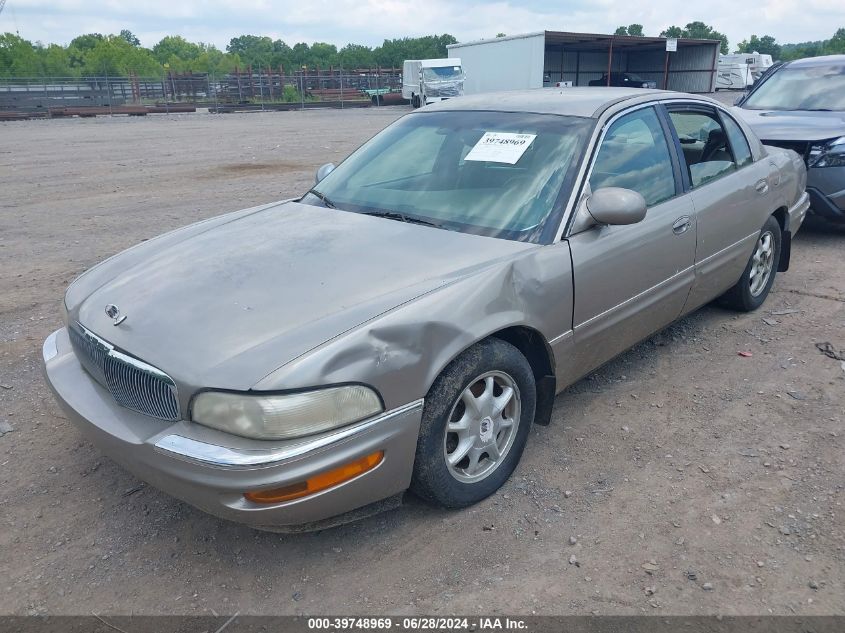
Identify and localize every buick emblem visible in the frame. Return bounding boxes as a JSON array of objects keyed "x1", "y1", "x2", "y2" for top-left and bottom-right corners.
[
  {"x1": 479, "y1": 416, "x2": 494, "y2": 443},
  {"x1": 105, "y1": 304, "x2": 127, "y2": 326}
]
